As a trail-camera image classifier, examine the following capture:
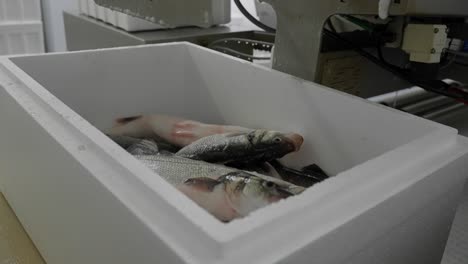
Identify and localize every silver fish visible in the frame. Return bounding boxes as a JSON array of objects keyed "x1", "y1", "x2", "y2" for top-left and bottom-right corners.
[
  {"x1": 108, "y1": 114, "x2": 252, "y2": 147},
  {"x1": 175, "y1": 130, "x2": 304, "y2": 165},
  {"x1": 126, "y1": 140, "x2": 305, "y2": 221}
]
